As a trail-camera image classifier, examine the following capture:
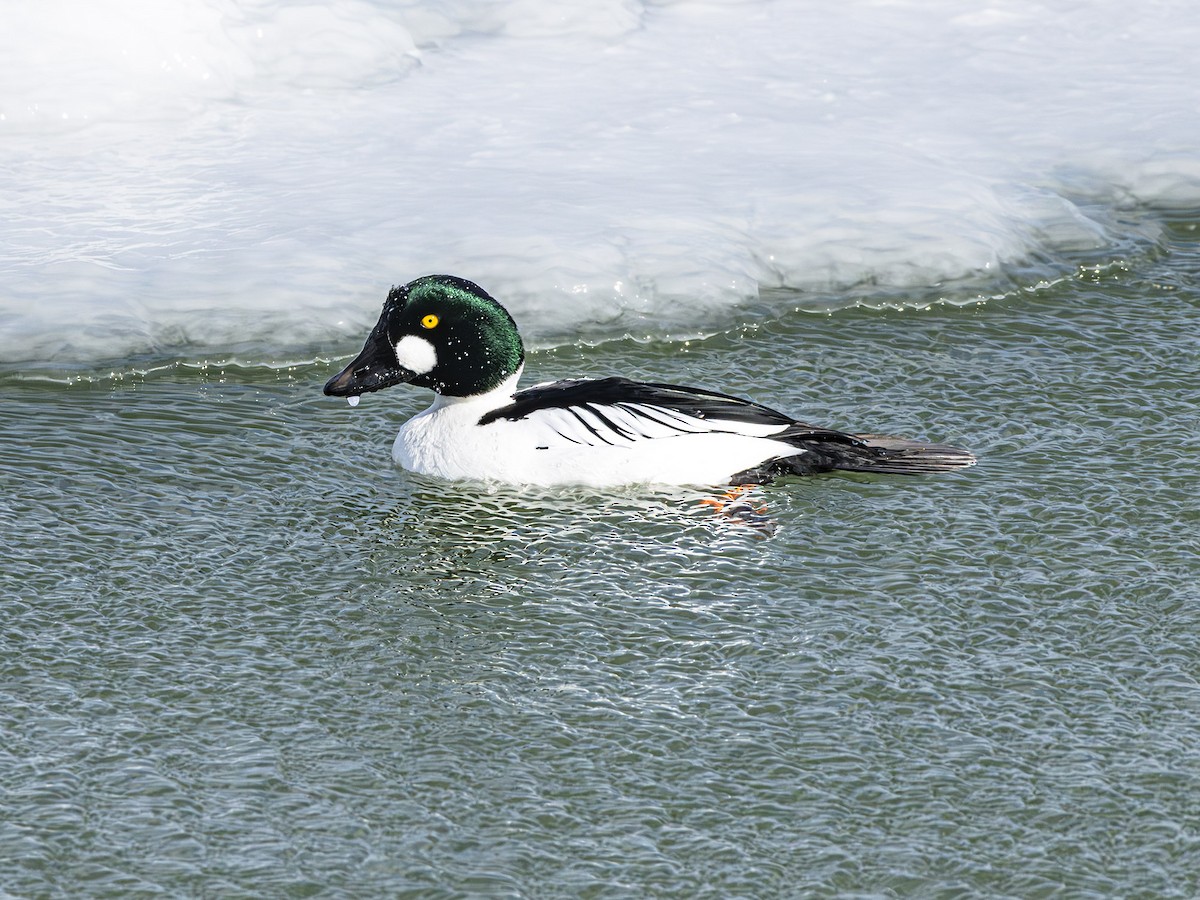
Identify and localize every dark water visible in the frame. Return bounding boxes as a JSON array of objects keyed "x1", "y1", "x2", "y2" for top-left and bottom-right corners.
[{"x1": 3, "y1": 213, "x2": 1200, "y2": 897}]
